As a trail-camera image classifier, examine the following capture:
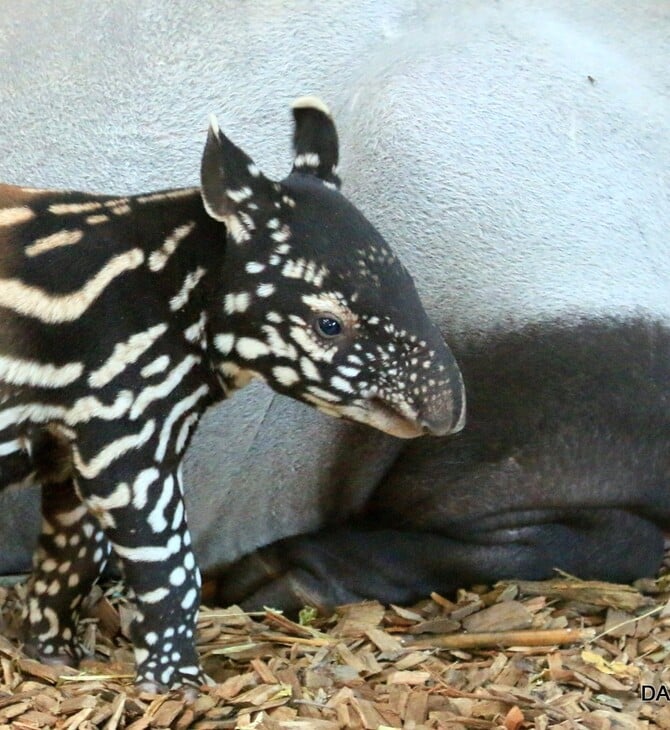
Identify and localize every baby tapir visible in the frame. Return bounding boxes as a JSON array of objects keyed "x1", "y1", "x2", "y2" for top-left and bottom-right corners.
[{"x1": 0, "y1": 97, "x2": 465, "y2": 690}]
